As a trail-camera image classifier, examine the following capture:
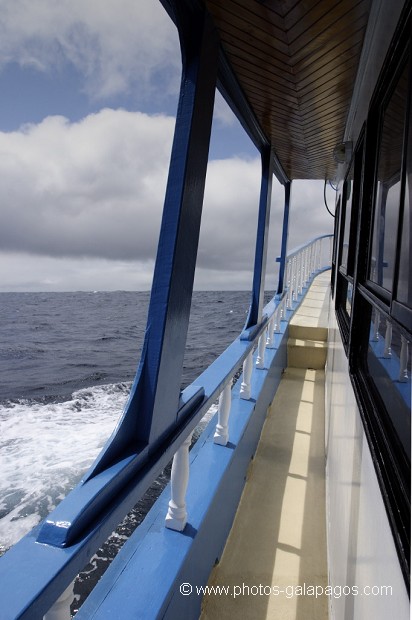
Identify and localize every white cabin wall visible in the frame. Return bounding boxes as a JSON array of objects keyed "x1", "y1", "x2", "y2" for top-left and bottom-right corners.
[{"x1": 325, "y1": 306, "x2": 409, "y2": 620}]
